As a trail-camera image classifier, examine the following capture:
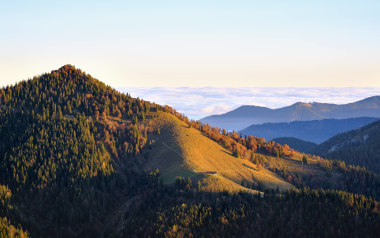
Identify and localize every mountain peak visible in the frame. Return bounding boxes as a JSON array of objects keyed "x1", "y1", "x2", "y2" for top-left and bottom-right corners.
[
  {"x1": 293, "y1": 102, "x2": 312, "y2": 108},
  {"x1": 237, "y1": 105, "x2": 268, "y2": 110},
  {"x1": 51, "y1": 64, "x2": 86, "y2": 78},
  {"x1": 59, "y1": 64, "x2": 76, "y2": 70},
  {"x1": 57, "y1": 64, "x2": 77, "y2": 72},
  {"x1": 360, "y1": 95, "x2": 380, "y2": 103}
]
